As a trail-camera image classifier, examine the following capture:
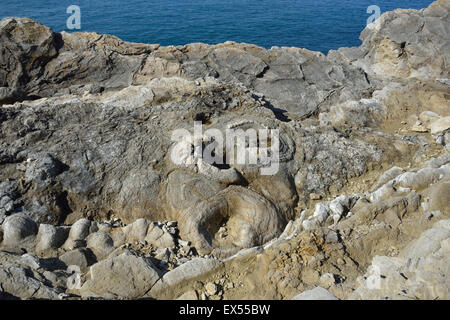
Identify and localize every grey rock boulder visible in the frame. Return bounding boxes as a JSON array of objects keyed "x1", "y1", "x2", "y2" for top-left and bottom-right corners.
[
  {"x1": 0, "y1": 17, "x2": 59, "y2": 103},
  {"x1": 35, "y1": 223, "x2": 69, "y2": 252},
  {"x1": 59, "y1": 248, "x2": 92, "y2": 272},
  {"x1": 352, "y1": 0, "x2": 450, "y2": 79},
  {"x1": 1, "y1": 214, "x2": 38, "y2": 249},
  {"x1": 85, "y1": 232, "x2": 115, "y2": 261}
]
